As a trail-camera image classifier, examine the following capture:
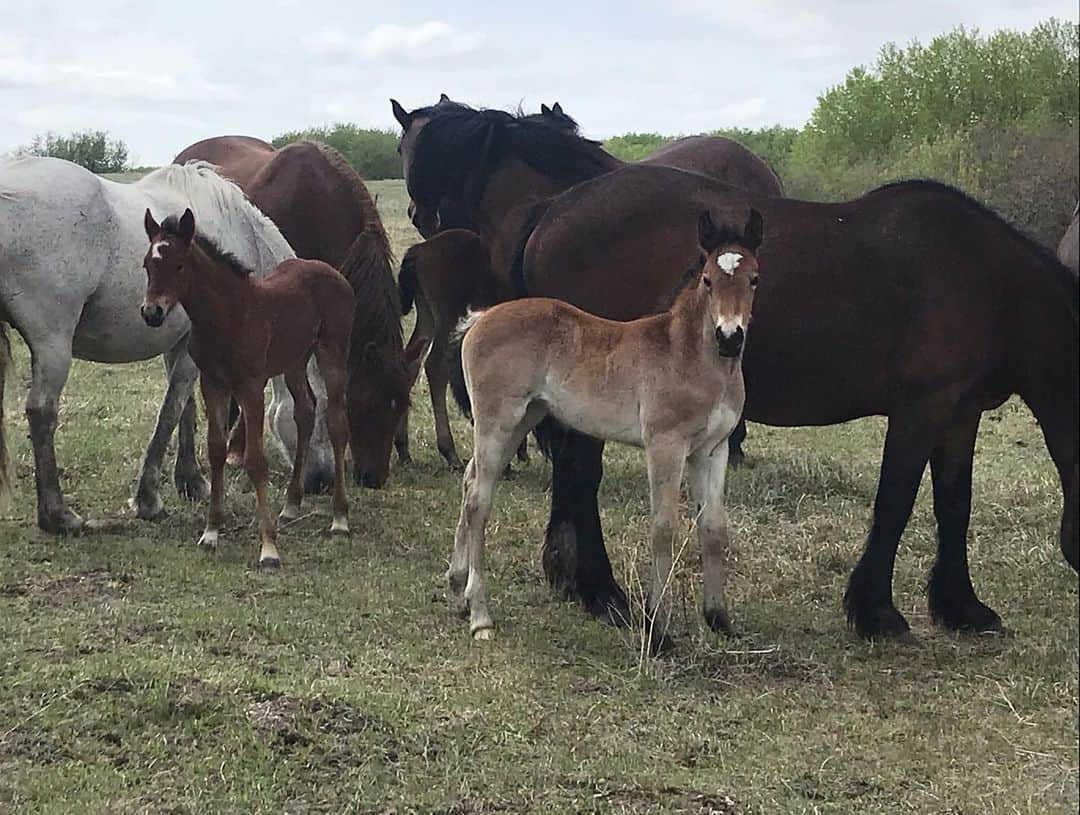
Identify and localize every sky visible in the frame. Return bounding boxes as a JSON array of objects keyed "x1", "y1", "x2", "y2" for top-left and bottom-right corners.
[{"x1": 1, "y1": 0, "x2": 1076, "y2": 165}]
